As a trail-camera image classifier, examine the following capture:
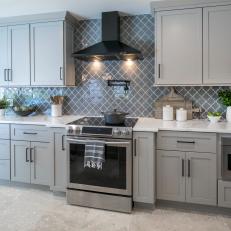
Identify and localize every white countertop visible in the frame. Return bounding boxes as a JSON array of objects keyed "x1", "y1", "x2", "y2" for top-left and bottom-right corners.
[
  {"x1": 0, "y1": 115, "x2": 83, "y2": 127},
  {"x1": 133, "y1": 117, "x2": 231, "y2": 134}
]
